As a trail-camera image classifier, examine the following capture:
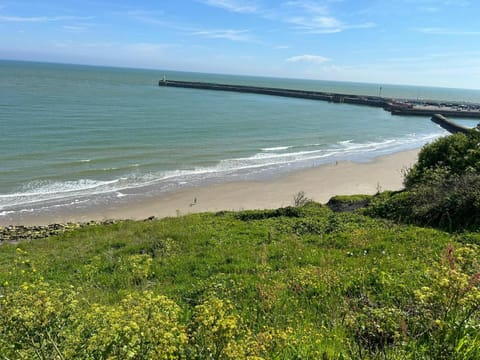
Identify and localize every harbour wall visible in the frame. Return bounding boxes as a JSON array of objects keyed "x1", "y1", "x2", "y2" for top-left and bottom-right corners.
[
  {"x1": 431, "y1": 114, "x2": 476, "y2": 134},
  {"x1": 159, "y1": 79, "x2": 388, "y2": 108},
  {"x1": 158, "y1": 80, "x2": 480, "y2": 119},
  {"x1": 391, "y1": 108, "x2": 480, "y2": 118}
]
